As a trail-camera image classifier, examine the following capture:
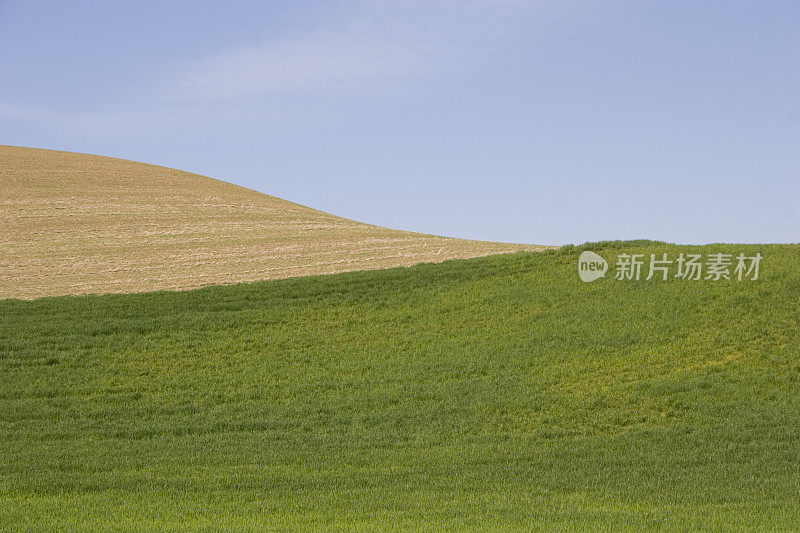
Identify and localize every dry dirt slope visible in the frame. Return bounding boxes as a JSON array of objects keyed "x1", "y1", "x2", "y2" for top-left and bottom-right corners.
[{"x1": 1, "y1": 145, "x2": 549, "y2": 299}]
